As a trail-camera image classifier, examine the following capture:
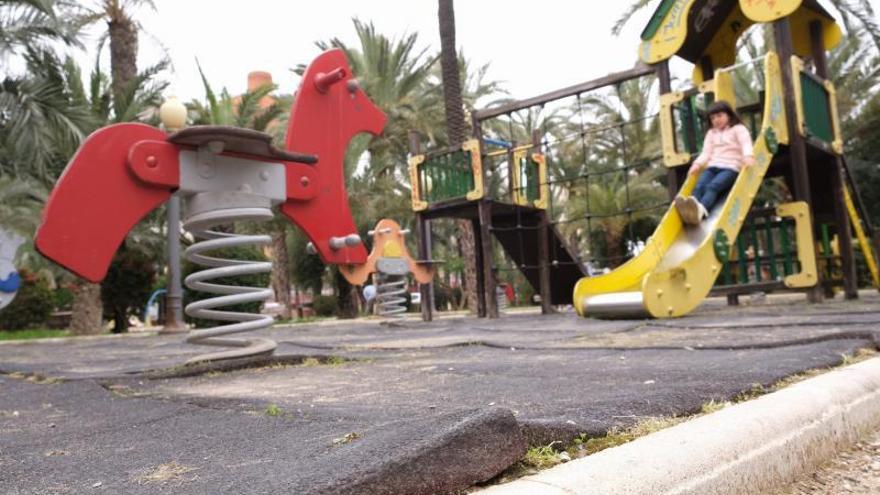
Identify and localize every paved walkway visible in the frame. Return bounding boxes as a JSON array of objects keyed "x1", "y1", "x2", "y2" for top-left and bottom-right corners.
[{"x1": 2, "y1": 292, "x2": 879, "y2": 494}]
